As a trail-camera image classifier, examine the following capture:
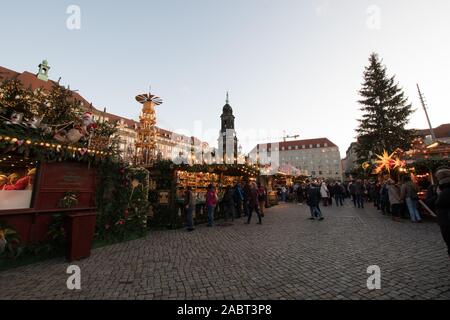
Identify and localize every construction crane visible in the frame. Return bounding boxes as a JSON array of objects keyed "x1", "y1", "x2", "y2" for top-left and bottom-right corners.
[
  {"x1": 417, "y1": 84, "x2": 436, "y2": 142},
  {"x1": 282, "y1": 131, "x2": 300, "y2": 142}
]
